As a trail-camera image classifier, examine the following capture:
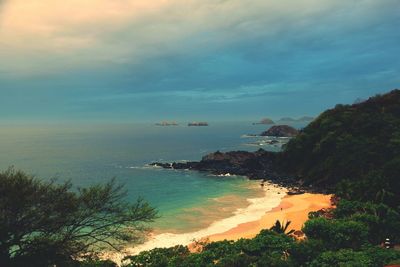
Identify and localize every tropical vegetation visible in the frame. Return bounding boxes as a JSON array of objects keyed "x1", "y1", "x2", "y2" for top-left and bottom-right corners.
[{"x1": 1, "y1": 90, "x2": 400, "y2": 266}]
